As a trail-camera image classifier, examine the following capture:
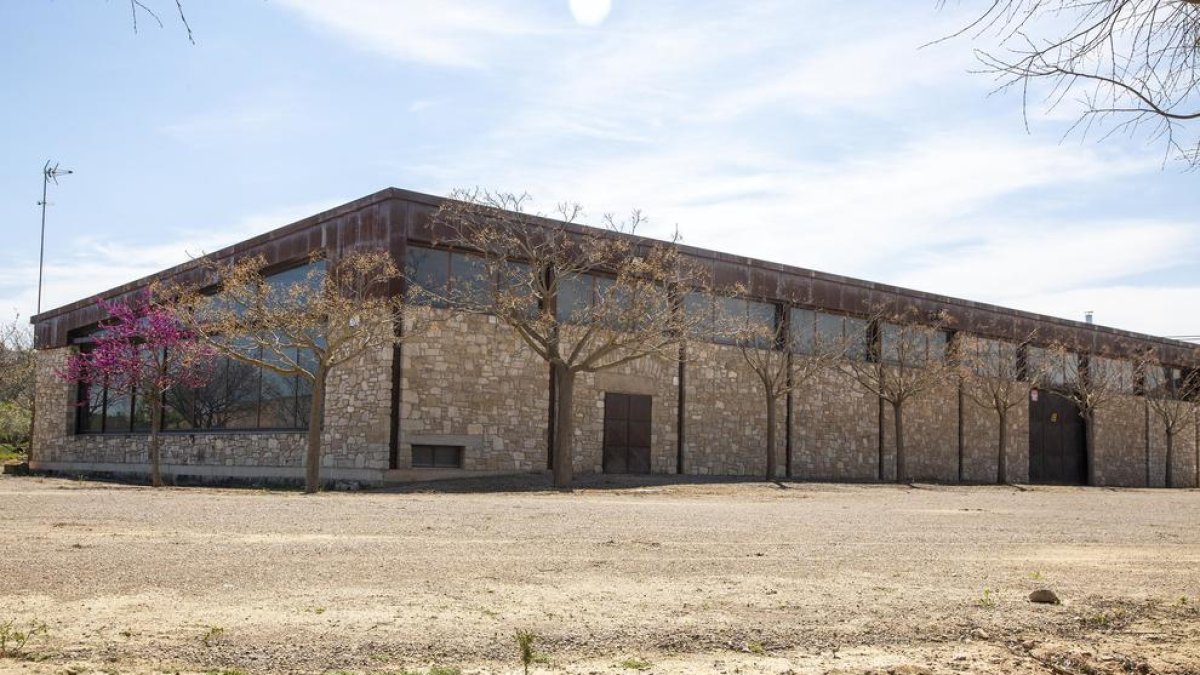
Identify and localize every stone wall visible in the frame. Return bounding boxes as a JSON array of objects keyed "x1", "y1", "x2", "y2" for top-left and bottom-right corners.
[
  {"x1": 399, "y1": 310, "x2": 549, "y2": 473},
  {"x1": 32, "y1": 344, "x2": 392, "y2": 478},
  {"x1": 573, "y1": 353, "x2": 679, "y2": 475},
  {"x1": 682, "y1": 342, "x2": 783, "y2": 477},
  {"x1": 32, "y1": 324, "x2": 1197, "y2": 488},
  {"x1": 792, "y1": 365, "x2": 879, "y2": 481},
  {"x1": 1093, "y1": 394, "x2": 1148, "y2": 487},
  {"x1": 960, "y1": 390, "x2": 1030, "y2": 484},
  {"x1": 1145, "y1": 400, "x2": 1199, "y2": 488},
  {"x1": 880, "y1": 378, "x2": 960, "y2": 482}
]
